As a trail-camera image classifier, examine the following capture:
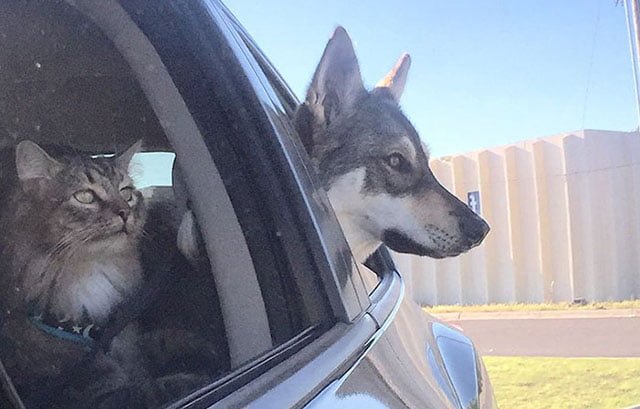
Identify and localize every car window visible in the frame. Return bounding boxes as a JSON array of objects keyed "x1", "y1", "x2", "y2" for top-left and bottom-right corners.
[
  {"x1": 131, "y1": 152, "x2": 175, "y2": 188},
  {"x1": 222, "y1": 6, "x2": 387, "y2": 300},
  {"x1": 0, "y1": 1, "x2": 334, "y2": 407}
]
